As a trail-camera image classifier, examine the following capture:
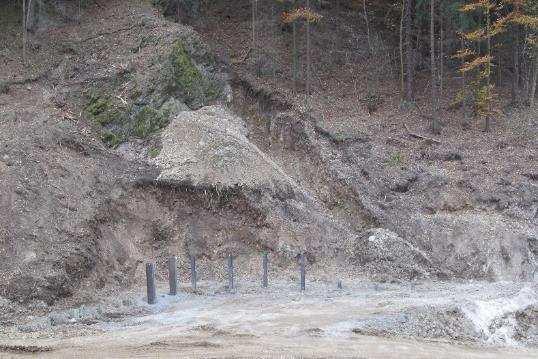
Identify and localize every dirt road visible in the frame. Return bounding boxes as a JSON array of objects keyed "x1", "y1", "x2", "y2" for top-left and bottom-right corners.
[{"x1": 1, "y1": 280, "x2": 537, "y2": 358}]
